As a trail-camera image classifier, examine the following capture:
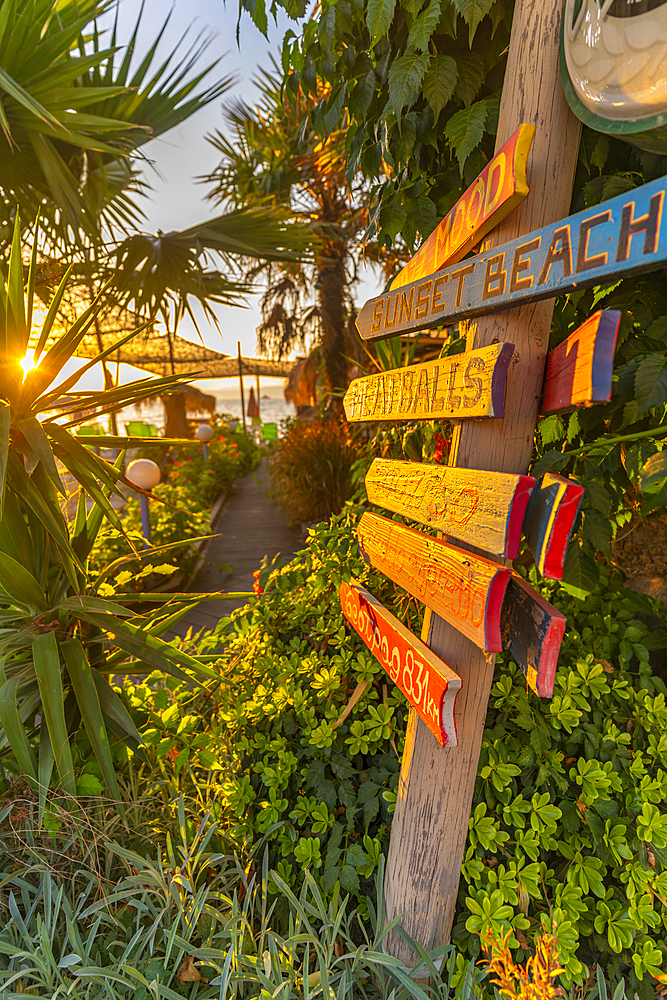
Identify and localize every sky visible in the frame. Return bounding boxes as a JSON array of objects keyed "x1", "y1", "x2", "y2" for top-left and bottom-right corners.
[{"x1": 94, "y1": 0, "x2": 381, "y2": 398}]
